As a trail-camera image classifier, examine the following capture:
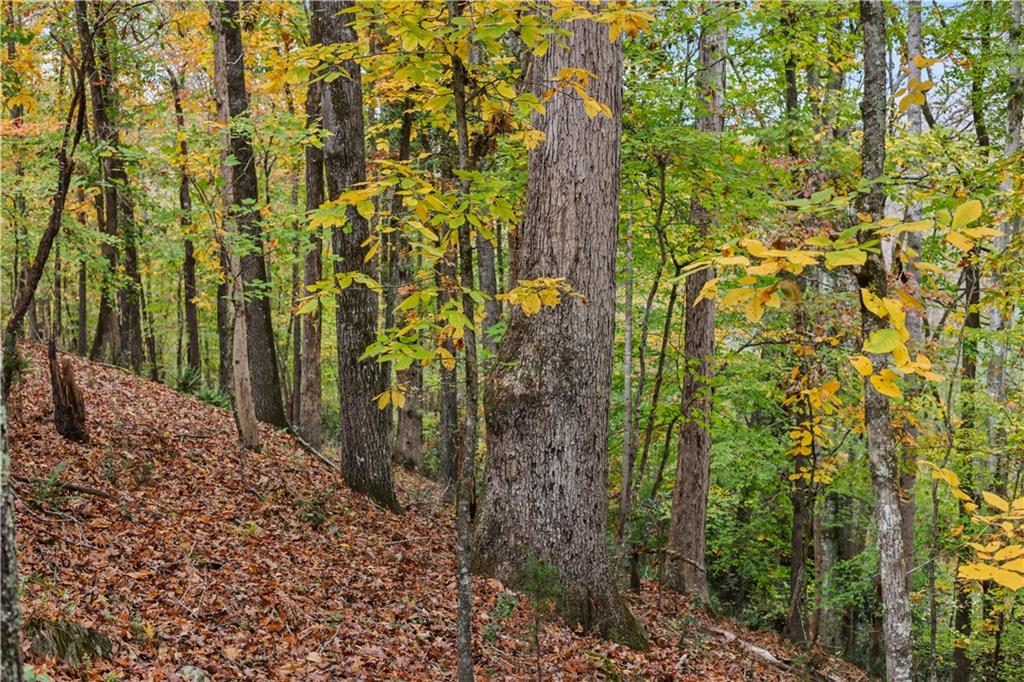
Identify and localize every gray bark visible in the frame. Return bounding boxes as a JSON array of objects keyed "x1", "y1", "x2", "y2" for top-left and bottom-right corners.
[
  {"x1": 298, "y1": 3, "x2": 325, "y2": 448},
  {"x1": 320, "y1": 0, "x2": 400, "y2": 512},
  {"x1": 857, "y1": 3, "x2": 913, "y2": 680},
  {"x1": 664, "y1": 7, "x2": 725, "y2": 609},
  {"x1": 1, "y1": 345, "x2": 21, "y2": 682},
  {"x1": 210, "y1": 10, "x2": 234, "y2": 398},
  {"x1": 217, "y1": 0, "x2": 288, "y2": 428},
  {"x1": 472, "y1": 7, "x2": 644, "y2": 648}
]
